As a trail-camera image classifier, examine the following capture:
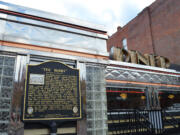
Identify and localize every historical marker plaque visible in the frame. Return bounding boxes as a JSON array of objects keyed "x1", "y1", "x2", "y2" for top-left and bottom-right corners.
[{"x1": 23, "y1": 61, "x2": 82, "y2": 121}]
